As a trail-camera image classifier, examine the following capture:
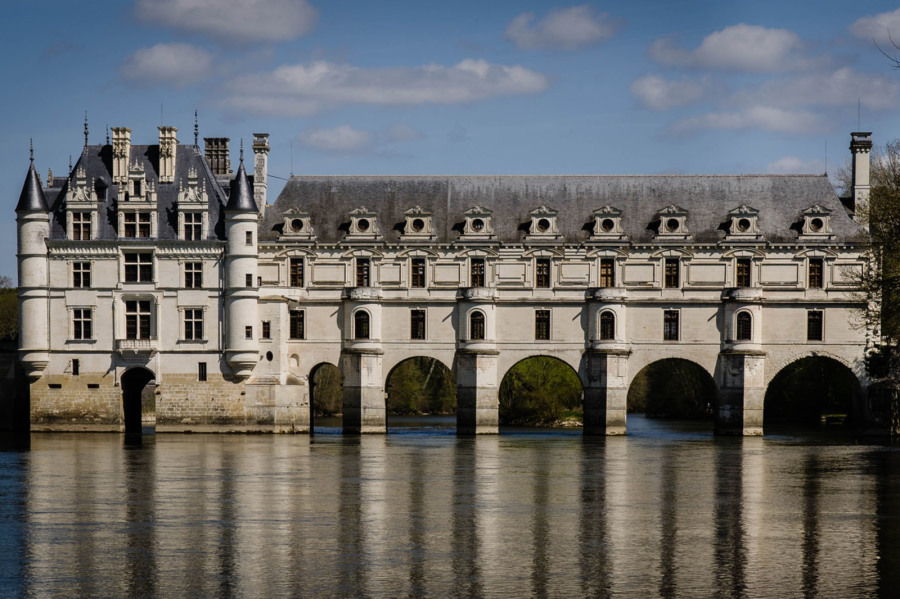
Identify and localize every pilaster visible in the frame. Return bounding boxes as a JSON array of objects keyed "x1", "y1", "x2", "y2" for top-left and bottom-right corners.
[
  {"x1": 455, "y1": 350, "x2": 499, "y2": 434},
  {"x1": 583, "y1": 350, "x2": 628, "y2": 435},
  {"x1": 716, "y1": 352, "x2": 766, "y2": 436},
  {"x1": 341, "y1": 350, "x2": 386, "y2": 433}
]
